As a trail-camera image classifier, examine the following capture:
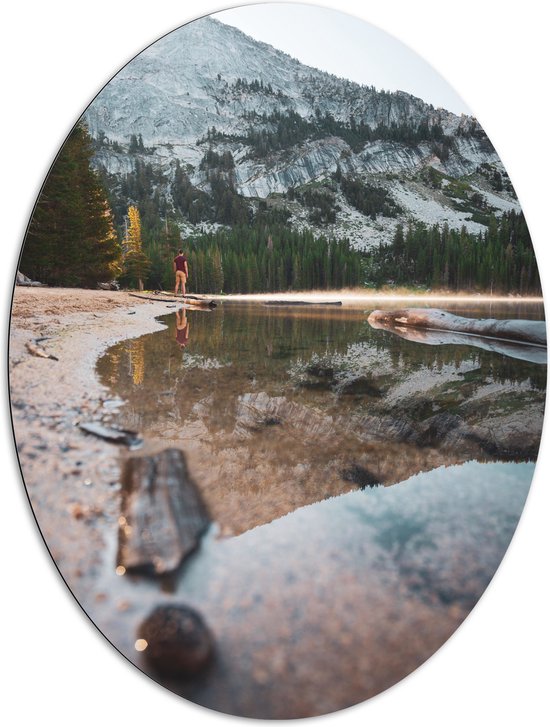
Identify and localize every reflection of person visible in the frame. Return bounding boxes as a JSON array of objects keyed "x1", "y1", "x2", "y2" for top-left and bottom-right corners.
[
  {"x1": 175, "y1": 307, "x2": 190, "y2": 349},
  {"x1": 173, "y1": 248, "x2": 189, "y2": 297}
]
